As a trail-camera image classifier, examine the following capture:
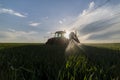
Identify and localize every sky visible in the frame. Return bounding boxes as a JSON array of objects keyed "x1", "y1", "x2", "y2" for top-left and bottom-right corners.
[{"x1": 0, "y1": 0, "x2": 120, "y2": 43}]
